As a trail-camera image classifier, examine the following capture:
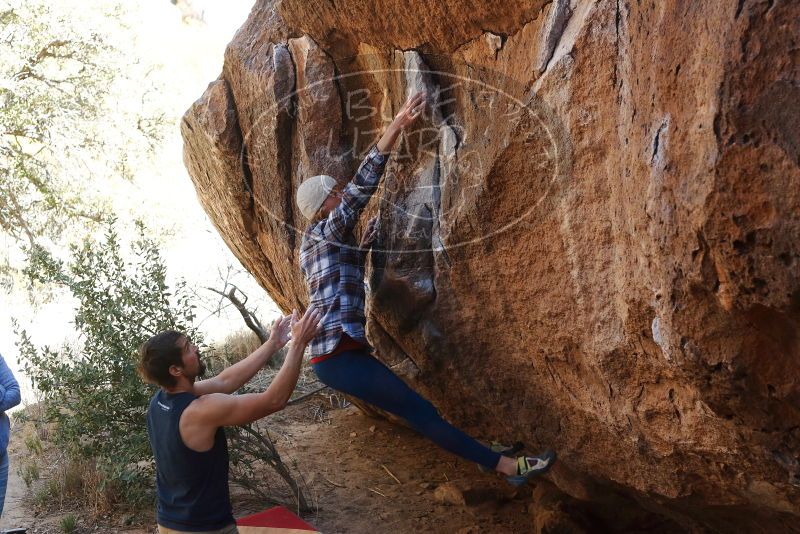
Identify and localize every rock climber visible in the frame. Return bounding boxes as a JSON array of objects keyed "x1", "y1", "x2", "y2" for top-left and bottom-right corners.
[{"x1": 294, "y1": 90, "x2": 556, "y2": 486}]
